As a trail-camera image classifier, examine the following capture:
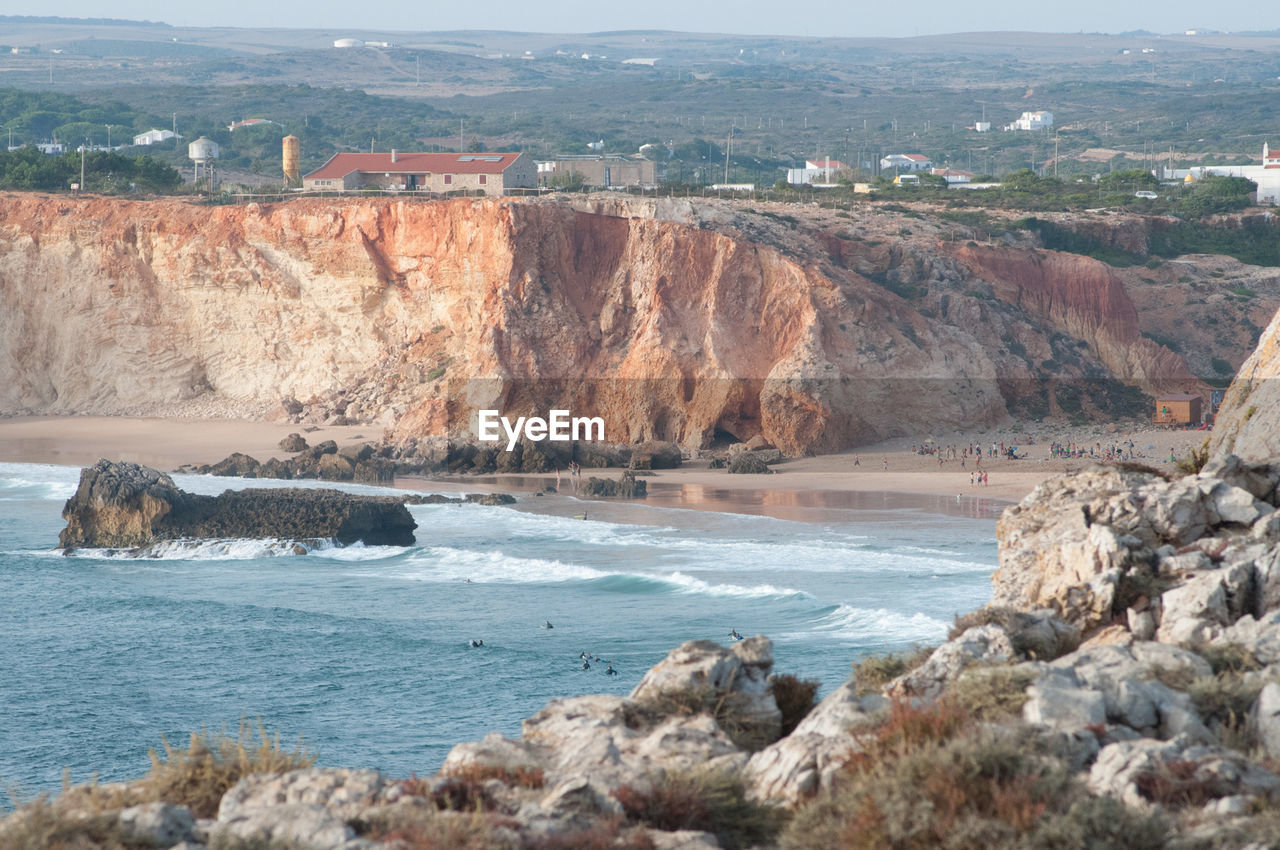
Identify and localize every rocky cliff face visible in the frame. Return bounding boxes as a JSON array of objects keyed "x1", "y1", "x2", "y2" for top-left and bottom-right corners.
[
  {"x1": 0, "y1": 195, "x2": 1204, "y2": 453},
  {"x1": 1213, "y1": 303, "x2": 1280, "y2": 463}
]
